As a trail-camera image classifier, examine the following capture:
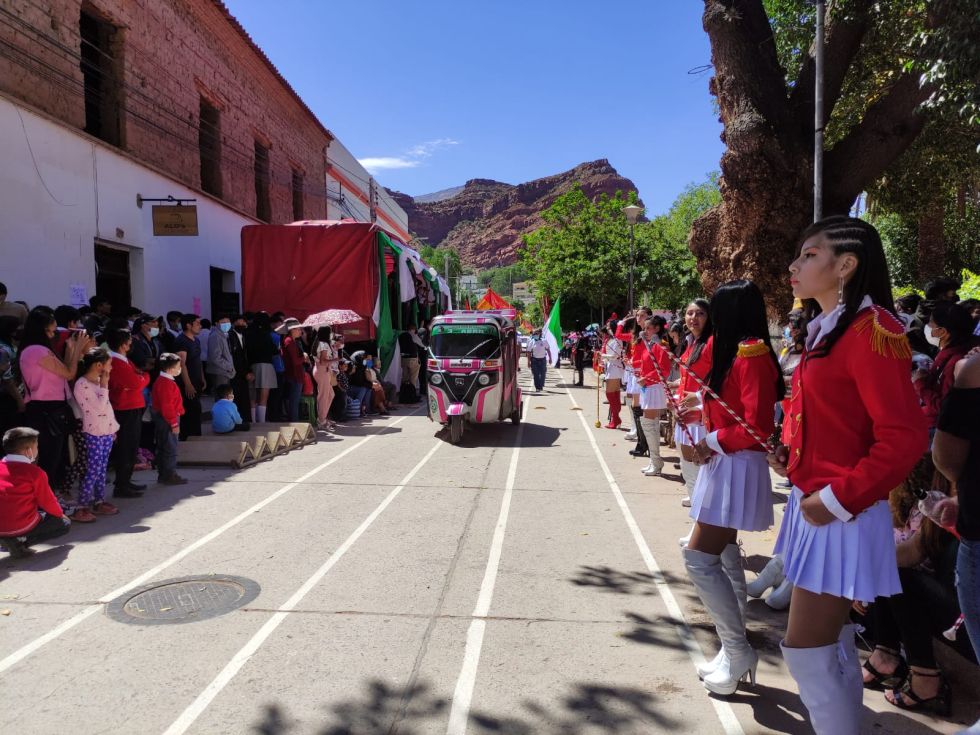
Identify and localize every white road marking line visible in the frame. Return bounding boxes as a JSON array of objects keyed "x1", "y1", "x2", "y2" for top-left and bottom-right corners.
[
  {"x1": 163, "y1": 440, "x2": 444, "y2": 735},
  {"x1": 446, "y1": 397, "x2": 529, "y2": 735},
  {"x1": 0, "y1": 415, "x2": 416, "y2": 675},
  {"x1": 564, "y1": 373, "x2": 746, "y2": 735}
]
